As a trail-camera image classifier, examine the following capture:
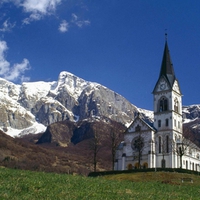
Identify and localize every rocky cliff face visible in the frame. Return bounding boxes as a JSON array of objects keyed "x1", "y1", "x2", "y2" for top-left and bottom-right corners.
[
  {"x1": 183, "y1": 105, "x2": 200, "y2": 121},
  {"x1": 0, "y1": 71, "x2": 199, "y2": 137},
  {"x1": 37, "y1": 117, "x2": 126, "y2": 147},
  {"x1": 0, "y1": 78, "x2": 35, "y2": 132},
  {"x1": 0, "y1": 72, "x2": 146, "y2": 137}
]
